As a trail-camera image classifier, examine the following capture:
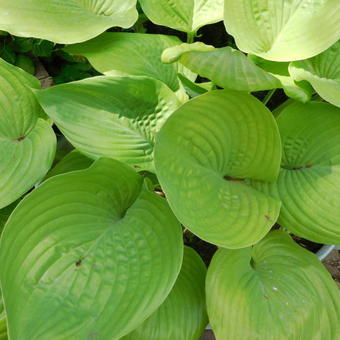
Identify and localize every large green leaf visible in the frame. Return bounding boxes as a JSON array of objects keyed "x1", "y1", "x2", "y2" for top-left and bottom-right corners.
[
  {"x1": 0, "y1": 58, "x2": 56, "y2": 209},
  {"x1": 206, "y1": 230, "x2": 340, "y2": 339},
  {"x1": 290, "y1": 41, "x2": 340, "y2": 108},
  {"x1": 155, "y1": 90, "x2": 282, "y2": 248},
  {"x1": 249, "y1": 55, "x2": 313, "y2": 103},
  {"x1": 46, "y1": 150, "x2": 93, "y2": 179},
  {"x1": 0, "y1": 292, "x2": 6, "y2": 340},
  {"x1": 253, "y1": 102, "x2": 340, "y2": 244},
  {"x1": 65, "y1": 33, "x2": 183, "y2": 94},
  {"x1": 162, "y1": 43, "x2": 280, "y2": 92},
  {"x1": 0, "y1": 158, "x2": 183, "y2": 340},
  {"x1": 37, "y1": 76, "x2": 181, "y2": 172},
  {"x1": 0, "y1": 0, "x2": 138, "y2": 44},
  {"x1": 123, "y1": 246, "x2": 208, "y2": 340},
  {"x1": 138, "y1": 0, "x2": 224, "y2": 34},
  {"x1": 224, "y1": 0, "x2": 340, "y2": 61}
]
